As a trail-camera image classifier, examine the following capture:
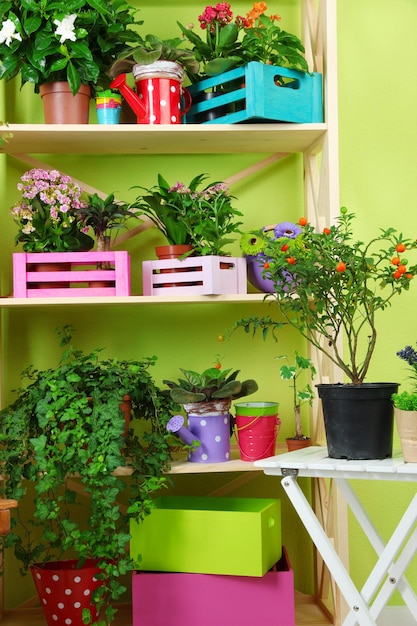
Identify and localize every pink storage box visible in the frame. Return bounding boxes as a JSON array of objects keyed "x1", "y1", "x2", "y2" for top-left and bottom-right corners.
[
  {"x1": 142, "y1": 256, "x2": 247, "y2": 296},
  {"x1": 13, "y1": 251, "x2": 130, "y2": 297},
  {"x1": 132, "y1": 548, "x2": 295, "y2": 626}
]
